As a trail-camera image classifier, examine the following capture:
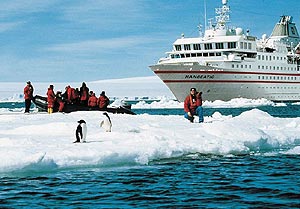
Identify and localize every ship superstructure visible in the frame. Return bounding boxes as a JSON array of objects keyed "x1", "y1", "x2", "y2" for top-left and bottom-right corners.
[{"x1": 150, "y1": 0, "x2": 300, "y2": 102}]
